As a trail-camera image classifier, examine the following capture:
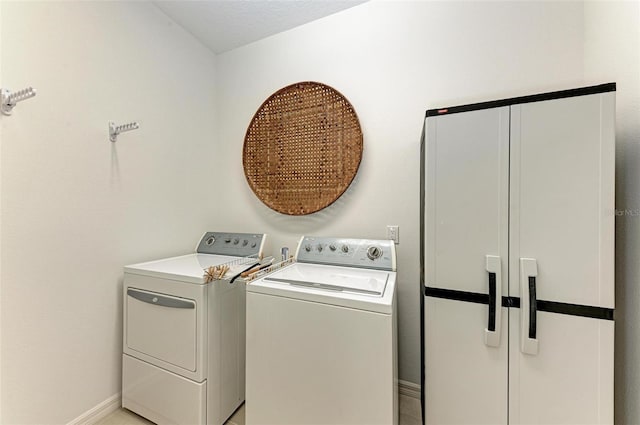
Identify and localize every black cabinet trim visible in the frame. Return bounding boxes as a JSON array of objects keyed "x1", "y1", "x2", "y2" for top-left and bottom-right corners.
[
  {"x1": 425, "y1": 83, "x2": 615, "y2": 117},
  {"x1": 424, "y1": 286, "x2": 614, "y2": 321},
  {"x1": 424, "y1": 286, "x2": 489, "y2": 305},
  {"x1": 536, "y1": 300, "x2": 614, "y2": 321}
]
